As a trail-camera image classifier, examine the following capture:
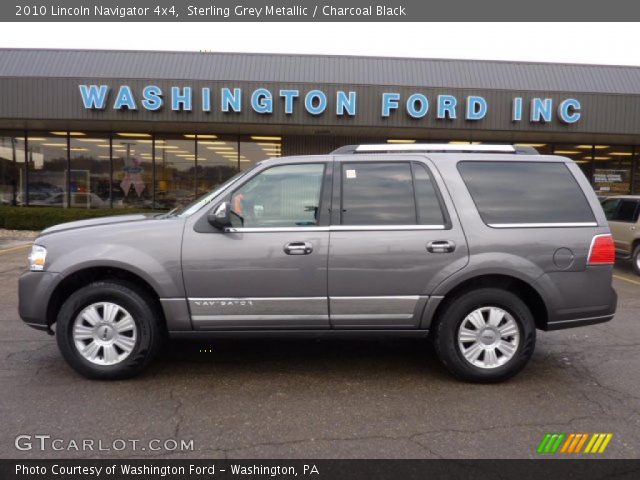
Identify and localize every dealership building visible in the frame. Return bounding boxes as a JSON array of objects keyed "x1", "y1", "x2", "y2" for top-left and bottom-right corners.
[{"x1": 1, "y1": 48, "x2": 640, "y2": 209}]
